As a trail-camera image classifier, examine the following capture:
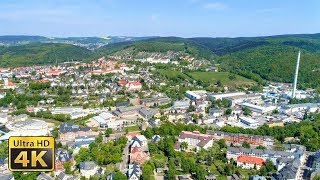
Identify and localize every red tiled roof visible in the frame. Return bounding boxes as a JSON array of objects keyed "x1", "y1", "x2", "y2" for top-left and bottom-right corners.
[
  {"x1": 128, "y1": 82, "x2": 141, "y2": 86},
  {"x1": 117, "y1": 80, "x2": 127, "y2": 85},
  {"x1": 237, "y1": 155, "x2": 265, "y2": 166},
  {"x1": 179, "y1": 131, "x2": 212, "y2": 140},
  {"x1": 131, "y1": 147, "x2": 141, "y2": 153},
  {"x1": 125, "y1": 132, "x2": 141, "y2": 139},
  {"x1": 7, "y1": 81, "x2": 15, "y2": 86}
]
